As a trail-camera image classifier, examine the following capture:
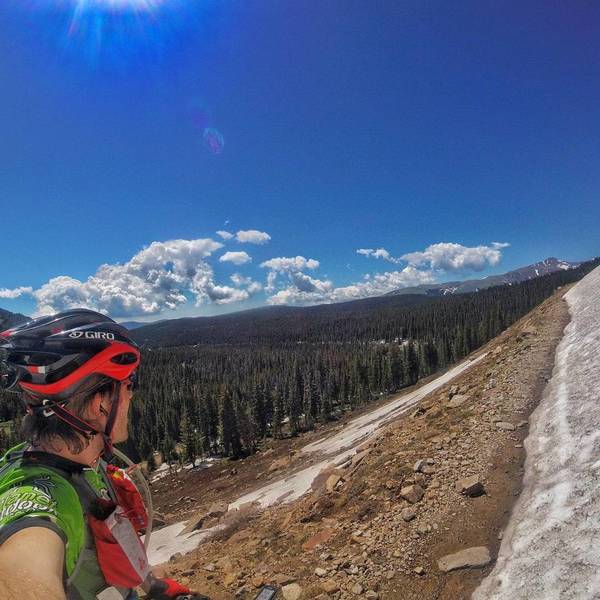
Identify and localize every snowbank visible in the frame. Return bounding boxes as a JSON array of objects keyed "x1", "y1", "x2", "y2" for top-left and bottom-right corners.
[{"x1": 474, "y1": 266, "x2": 600, "y2": 600}]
